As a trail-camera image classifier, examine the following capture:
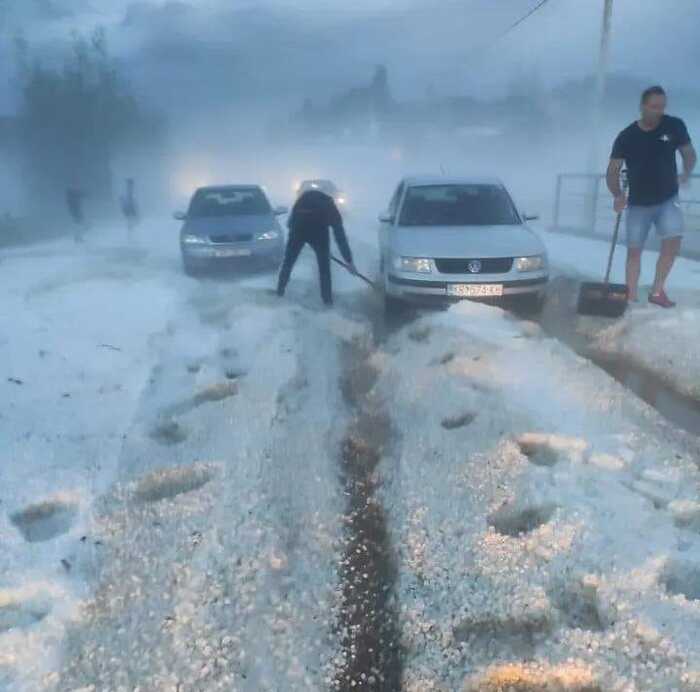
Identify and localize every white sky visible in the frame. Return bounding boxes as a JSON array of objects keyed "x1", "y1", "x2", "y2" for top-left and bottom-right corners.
[{"x1": 2, "y1": 0, "x2": 699, "y2": 111}]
